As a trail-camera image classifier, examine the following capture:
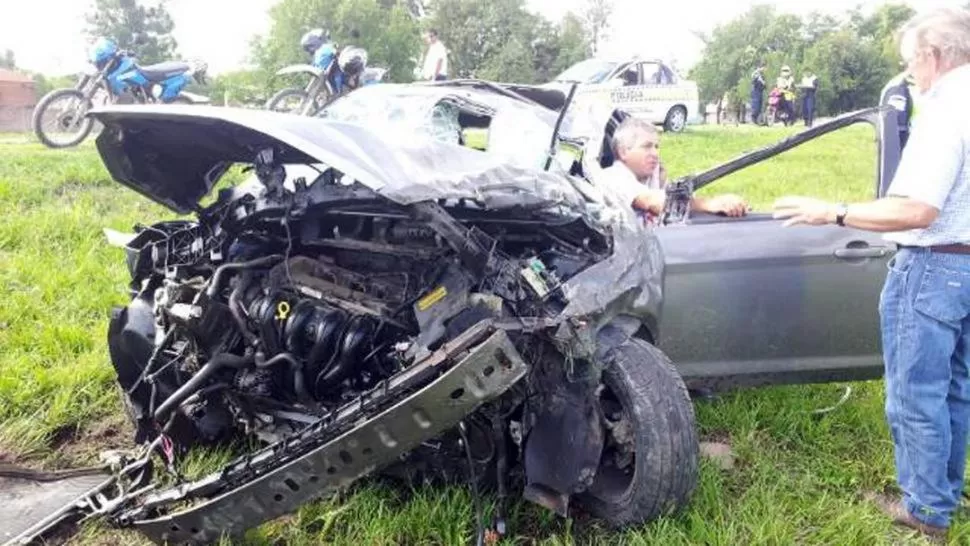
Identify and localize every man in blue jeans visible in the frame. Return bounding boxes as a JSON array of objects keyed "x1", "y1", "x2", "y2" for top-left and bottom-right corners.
[{"x1": 771, "y1": 7, "x2": 970, "y2": 540}]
